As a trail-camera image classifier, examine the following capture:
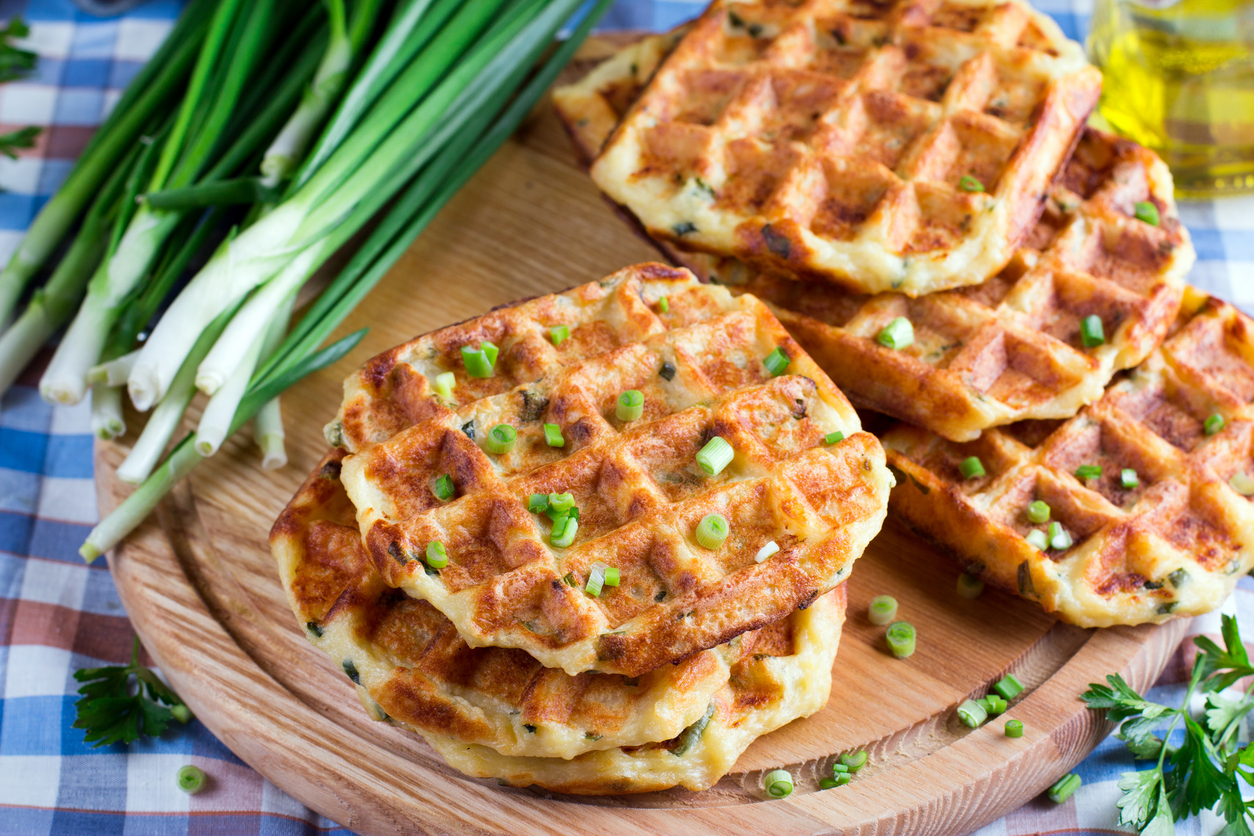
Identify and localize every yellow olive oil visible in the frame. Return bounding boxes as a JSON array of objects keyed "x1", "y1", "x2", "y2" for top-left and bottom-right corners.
[{"x1": 1088, "y1": 0, "x2": 1254, "y2": 196}]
